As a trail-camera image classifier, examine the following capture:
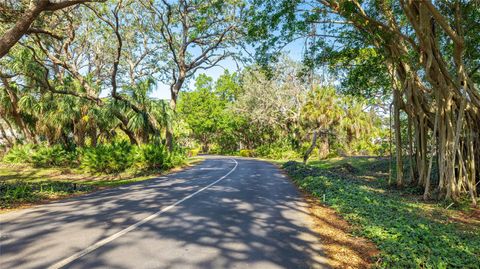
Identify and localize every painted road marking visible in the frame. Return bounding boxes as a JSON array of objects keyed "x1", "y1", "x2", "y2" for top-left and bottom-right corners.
[{"x1": 48, "y1": 159, "x2": 239, "y2": 269}]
